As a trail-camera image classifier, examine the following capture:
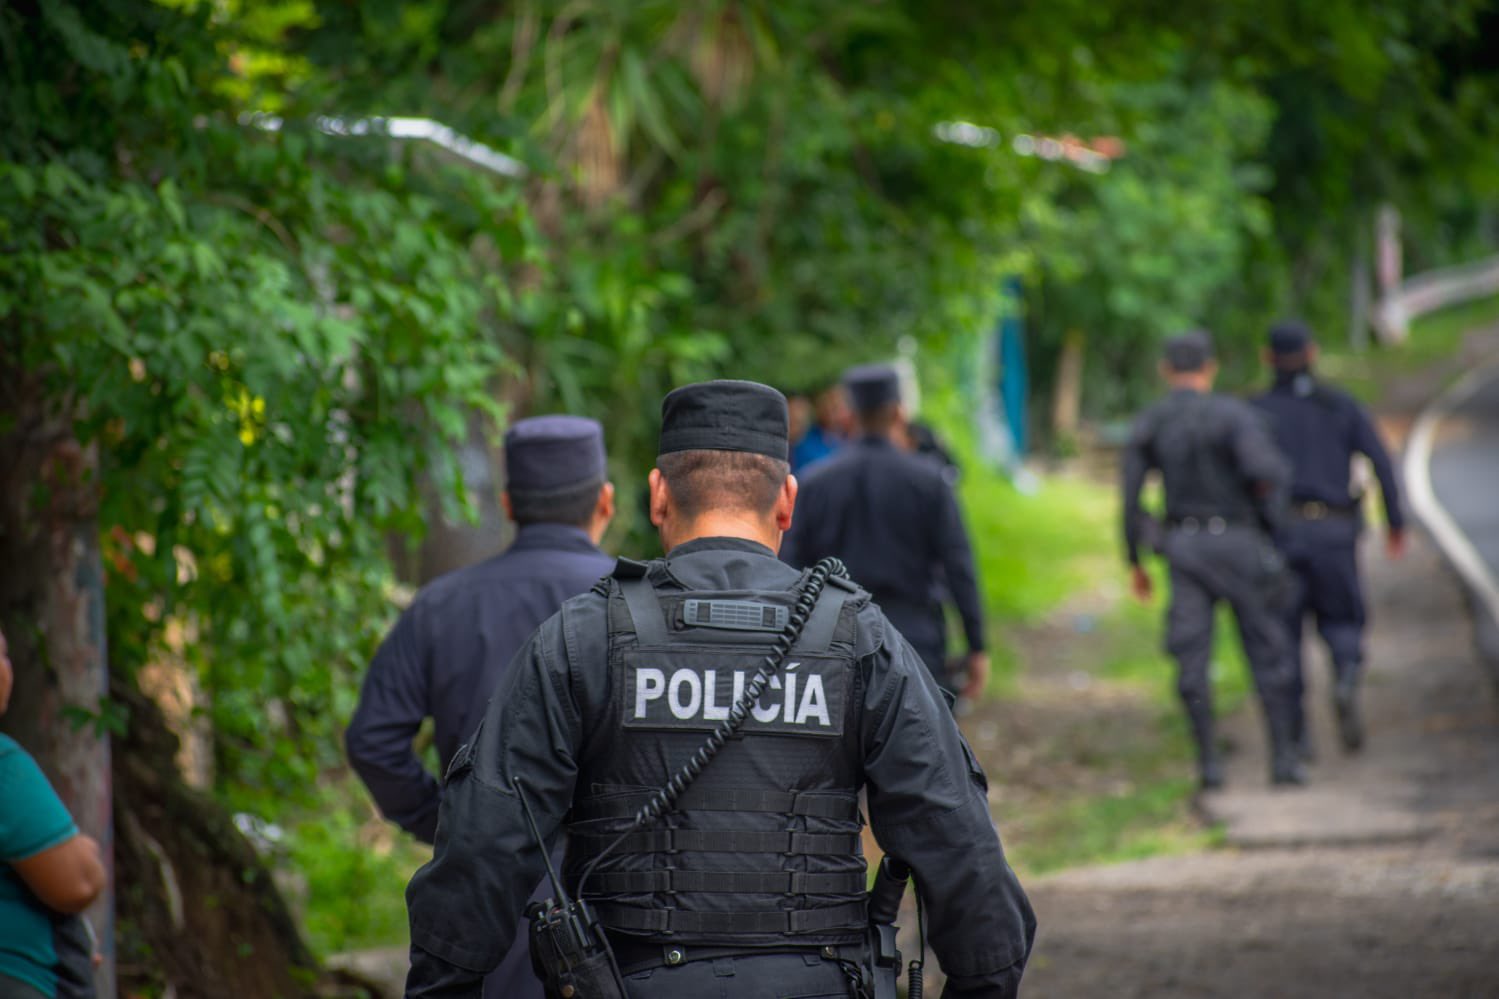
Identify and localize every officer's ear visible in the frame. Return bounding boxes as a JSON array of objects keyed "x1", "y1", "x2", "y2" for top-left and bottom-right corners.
[
  {"x1": 647, "y1": 468, "x2": 671, "y2": 528},
  {"x1": 500, "y1": 490, "x2": 515, "y2": 523},
  {"x1": 590, "y1": 482, "x2": 617, "y2": 543},
  {"x1": 1261, "y1": 348, "x2": 1275, "y2": 369},
  {"x1": 774, "y1": 472, "x2": 798, "y2": 532},
  {"x1": 1306, "y1": 343, "x2": 1320, "y2": 365}
]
